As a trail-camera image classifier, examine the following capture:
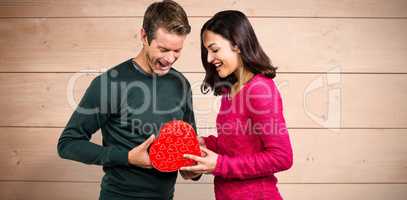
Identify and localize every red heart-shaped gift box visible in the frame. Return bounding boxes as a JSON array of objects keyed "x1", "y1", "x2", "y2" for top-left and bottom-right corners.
[{"x1": 149, "y1": 120, "x2": 201, "y2": 172}]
